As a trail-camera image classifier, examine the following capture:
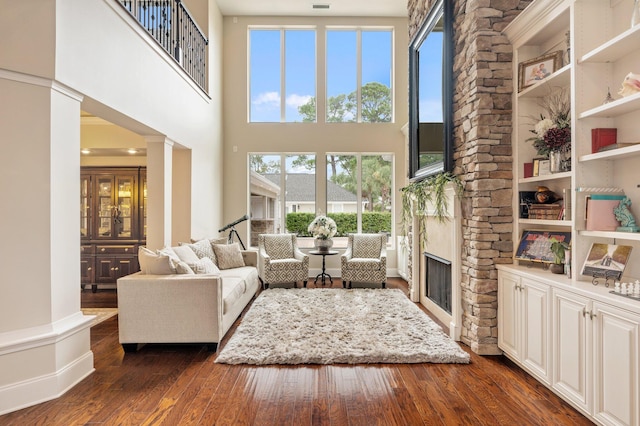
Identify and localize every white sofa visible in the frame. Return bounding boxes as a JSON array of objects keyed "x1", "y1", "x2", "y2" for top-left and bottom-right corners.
[{"x1": 117, "y1": 249, "x2": 259, "y2": 352}]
